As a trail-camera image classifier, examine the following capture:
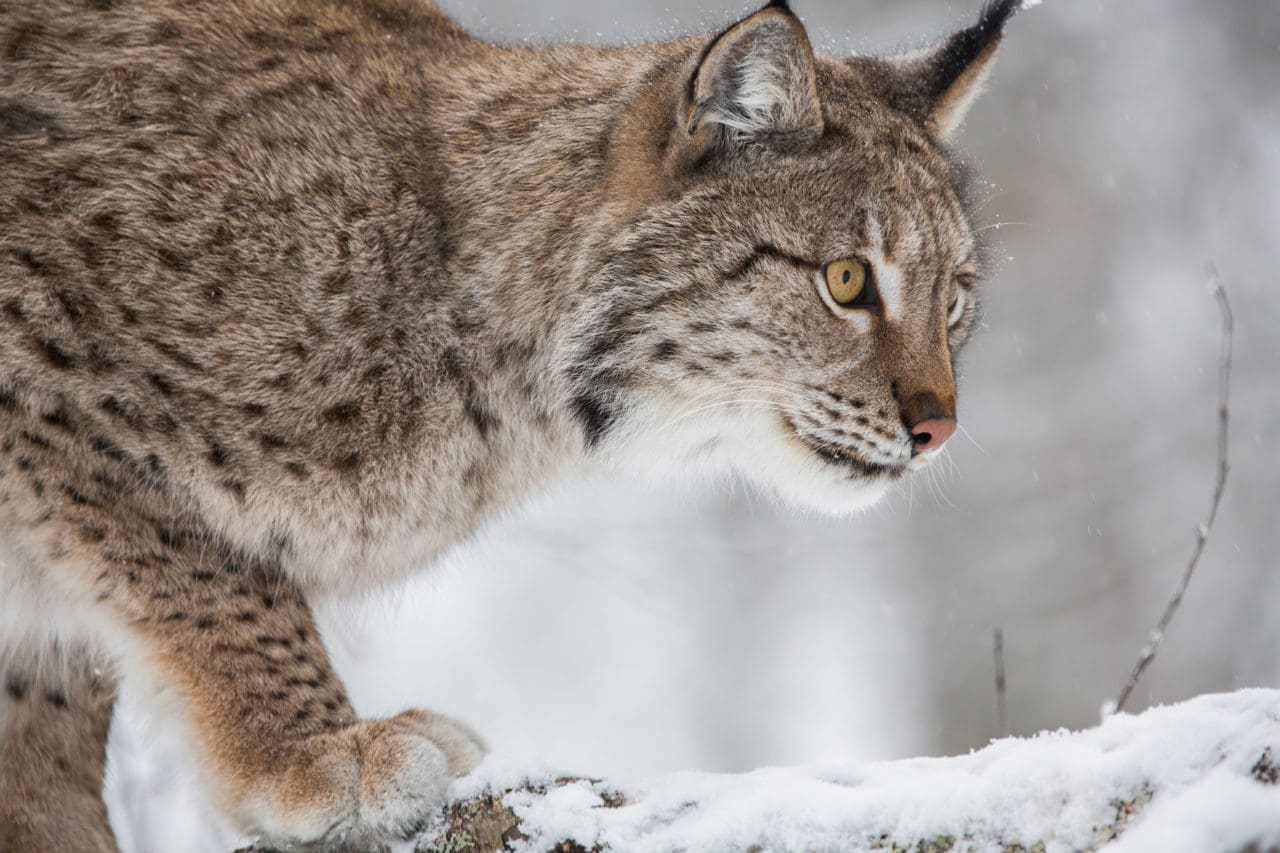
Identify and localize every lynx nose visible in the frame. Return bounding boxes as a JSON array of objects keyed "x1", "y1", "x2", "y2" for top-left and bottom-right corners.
[
  {"x1": 901, "y1": 391, "x2": 957, "y2": 454},
  {"x1": 910, "y1": 417, "x2": 957, "y2": 453}
]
